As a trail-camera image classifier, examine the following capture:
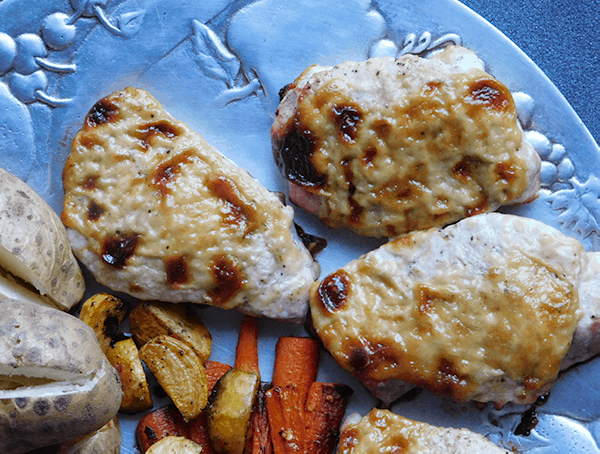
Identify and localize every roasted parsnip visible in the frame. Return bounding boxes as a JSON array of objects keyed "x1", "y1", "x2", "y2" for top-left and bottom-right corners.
[
  {"x1": 130, "y1": 301, "x2": 211, "y2": 363},
  {"x1": 106, "y1": 338, "x2": 153, "y2": 413},
  {"x1": 139, "y1": 335, "x2": 209, "y2": 422}
]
